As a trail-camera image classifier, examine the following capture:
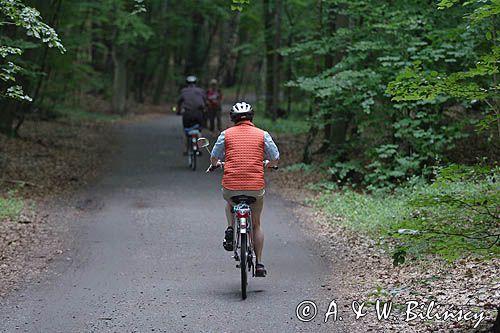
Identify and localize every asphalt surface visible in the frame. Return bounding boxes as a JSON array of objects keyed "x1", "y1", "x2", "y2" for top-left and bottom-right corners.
[{"x1": 0, "y1": 115, "x2": 352, "y2": 332}]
